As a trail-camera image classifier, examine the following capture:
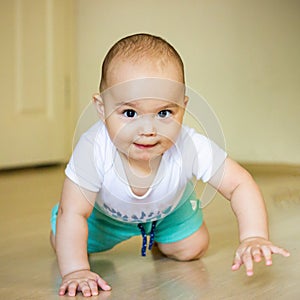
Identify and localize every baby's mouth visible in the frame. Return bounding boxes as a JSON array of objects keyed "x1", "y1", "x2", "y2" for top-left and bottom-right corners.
[{"x1": 133, "y1": 142, "x2": 158, "y2": 150}]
